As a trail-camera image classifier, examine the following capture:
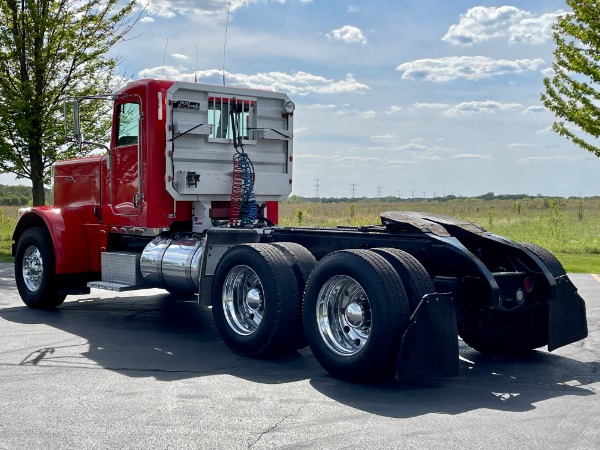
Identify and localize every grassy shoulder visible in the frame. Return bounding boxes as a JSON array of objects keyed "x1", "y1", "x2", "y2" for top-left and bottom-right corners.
[
  {"x1": 553, "y1": 253, "x2": 600, "y2": 274},
  {"x1": 0, "y1": 249, "x2": 12, "y2": 262}
]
